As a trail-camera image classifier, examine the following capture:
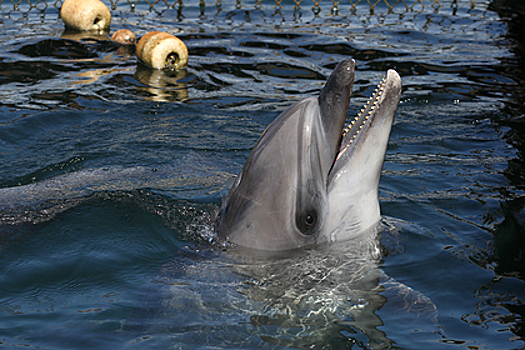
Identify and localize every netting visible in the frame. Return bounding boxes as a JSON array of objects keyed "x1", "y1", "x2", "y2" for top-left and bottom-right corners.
[{"x1": 0, "y1": 0, "x2": 481, "y2": 14}]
